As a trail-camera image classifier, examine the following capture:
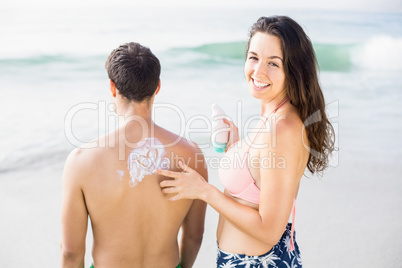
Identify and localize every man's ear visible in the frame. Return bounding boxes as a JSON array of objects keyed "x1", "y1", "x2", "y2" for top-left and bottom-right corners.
[
  {"x1": 154, "y1": 79, "x2": 161, "y2": 95},
  {"x1": 110, "y1": 80, "x2": 117, "y2": 97}
]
